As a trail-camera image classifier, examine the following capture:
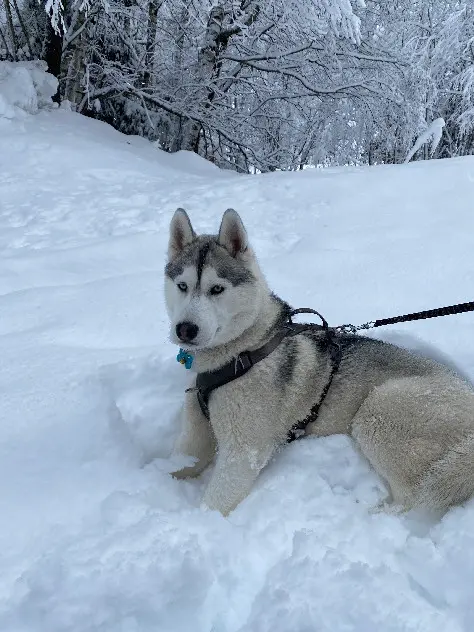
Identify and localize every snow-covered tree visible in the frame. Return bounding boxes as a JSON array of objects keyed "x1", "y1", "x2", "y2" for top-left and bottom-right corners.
[
  {"x1": 357, "y1": 0, "x2": 474, "y2": 163},
  {"x1": 3, "y1": 0, "x2": 473, "y2": 170}
]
